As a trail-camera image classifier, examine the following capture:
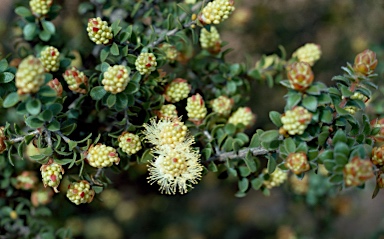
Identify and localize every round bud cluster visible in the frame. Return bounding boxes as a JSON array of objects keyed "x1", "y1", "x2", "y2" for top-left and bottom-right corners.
[
  {"x1": 15, "y1": 55, "x2": 45, "y2": 95},
  {"x1": 118, "y1": 132, "x2": 142, "y2": 155},
  {"x1": 280, "y1": 106, "x2": 312, "y2": 135},
  {"x1": 186, "y1": 93, "x2": 207, "y2": 124},
  {"x1": 39, "y1": 46, "x2": 60, "y2": 72},
  {"x1": 63, "y1": 67, "x2": 88, "y2": 94},
  {"x1": 289, "y1": 174, "x2": 309, "y2": 194},
  {"x1": 164, "y1": 78, "x2": 191, "y2": 103},
  {"x1": 29, "y1": 0, "x2": 53, "y2": 16},
  {"x1": 86, "y1": 144, "x2": 120, "y2": 168},
  {"x1": 285, "y1": 152, "x2": 310, "y2": 174},
  {"x1": 344, "y1": 106, "x2": 358, "y2": 115},
  {"x1": 159, "y1": 43, "x2": 178, "y2": 63},
  {"x1": 199, "y1": 0, "x2": 235, "y2": 25},
  {"x1": 13, "y1": 171, "x2": 38, "y2": 190},
  {"x1": 31, "y1": 188, "x2": 53, "y2": 207},
  {"x1": 135, "y1": 53, "x2": 157, "y2": 75},
  {"x1": 87, "y1": 17, "x2": 113, "y2": 45},
  {"x1": 210, "y1": 95, "x2": 233, "y2": 116},
  {"x1": 371, "y1": 118, "x2": 384, "y2": 142},
  {"x1": 0, "y1": 126, "x2": 6, "y2": 154},
  {"x1": 40, "y1": 162, "x2": 64, "y2": 193},
  {"x1": 143, "y1": 117, "x2": 189, "y2": 148},
  {"x1": 371, "y1": 146, "x2": 384, "y2": 167},
  {"x1": 343, "y1": 157, "x2": 374, "y2": 187},
  {"x1": 102, "y1": 65, "x2": 130, "y2": 94},
  {"x1": 262, "y1": 168, "x2": 288, "y2": 189},
  {"x1": 292, "y1": 43, "x2": 321, "y2": 66},
  {"x1": 200, "y1": 27, "x2": 221, "y2": 54},
  {"x1": 66, "y1": 180, "x2": 95, "y2": 205},
  {"x1": 228, "y1": 107, "x2": 256, "y2": 128},
  {"x1": 353, "y1": 49, "x2": 378, "y2": 76},
  {"x1": 47, "y1": 78, "x2": 63, "y2": 96},
  {"x1": 287, "y1": 62, "x2": 314, "y2": 91},
  {"x1": 158, "y1": 104, "x2": 178, "y2": 119}
]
